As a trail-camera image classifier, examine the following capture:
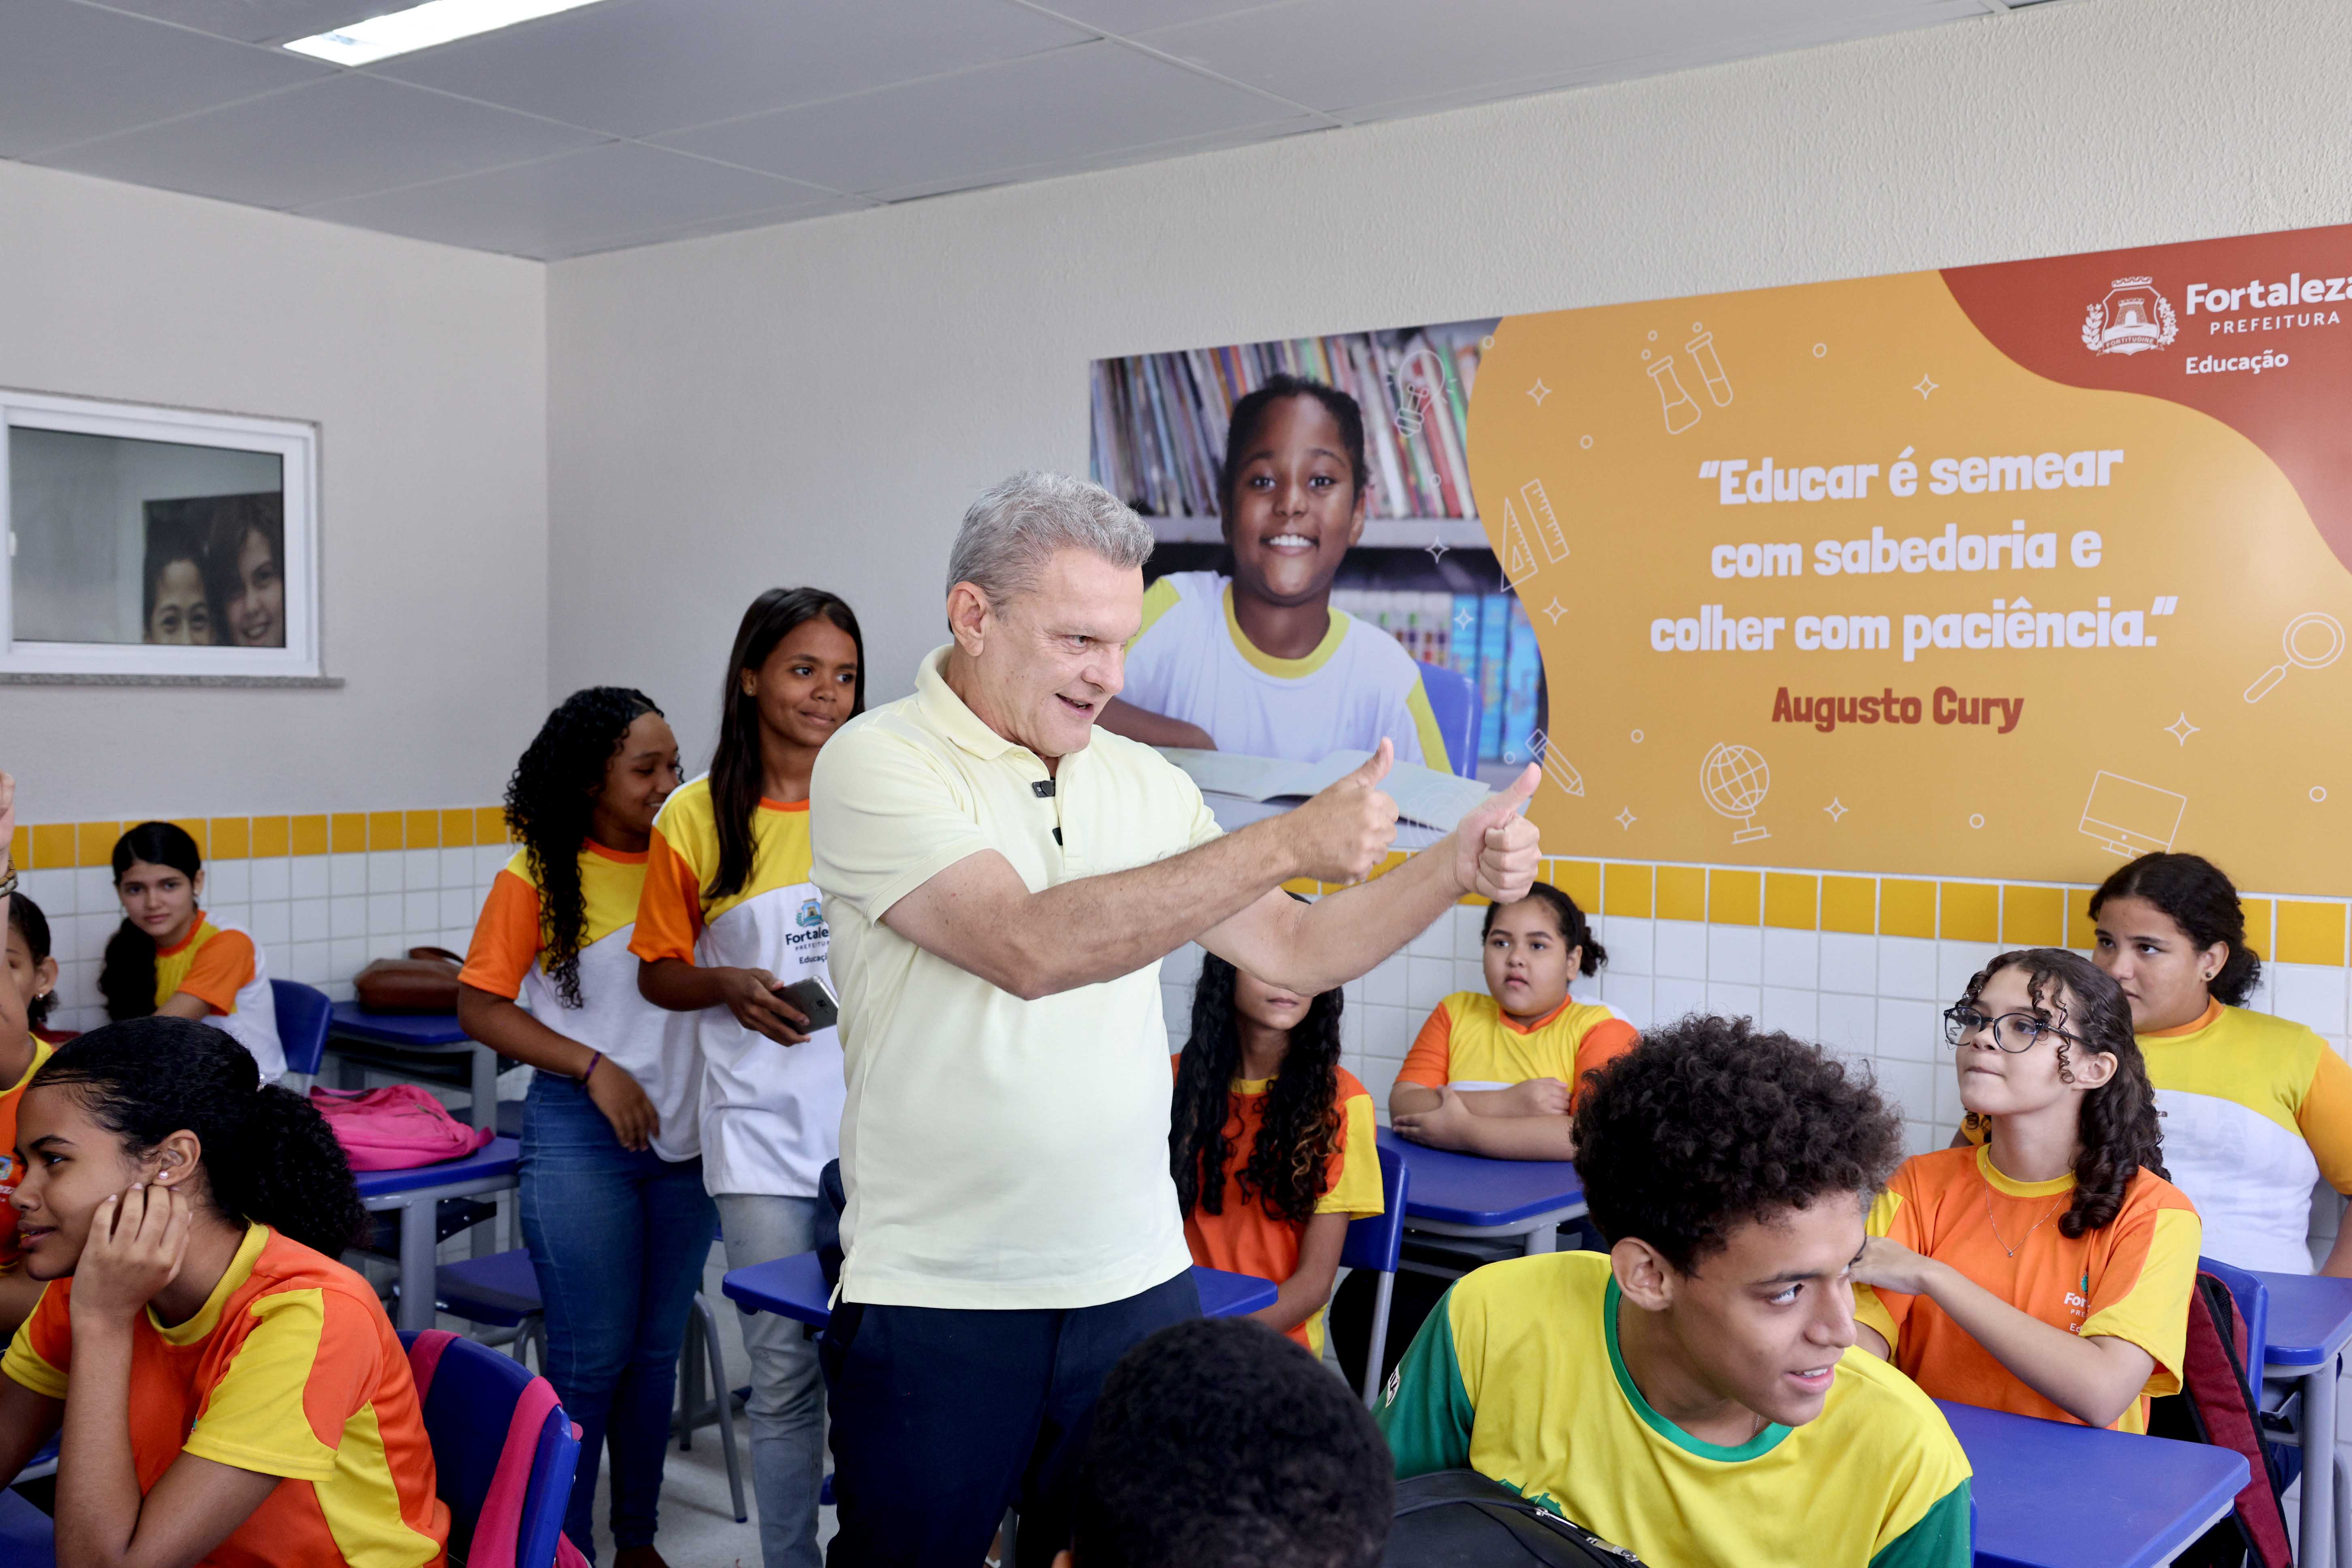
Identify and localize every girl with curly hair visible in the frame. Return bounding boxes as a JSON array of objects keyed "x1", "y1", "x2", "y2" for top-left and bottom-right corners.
[
  {"x1": 0, "y1": 1016, "x2": 445, "y2": 1566},
  {"x1": 1170, "y1": 948, "x2": 1383, "y2": 1355},
  {"x1": 456, "y1": 685, "x2": 697, "y2": 1567},
  {"x1": 1851, "y1": 948, "x2": 2200, "y2": 1432}
]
